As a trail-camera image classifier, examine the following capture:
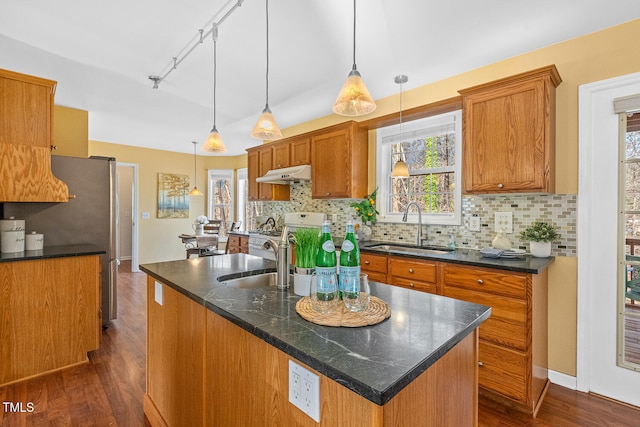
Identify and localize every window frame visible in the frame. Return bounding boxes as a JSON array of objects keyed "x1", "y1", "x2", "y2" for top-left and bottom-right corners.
[
  {"x1": 375, "y1": 110, "x2": 462, "y2": 225},
  {"x1": 207, "y1": 169, "x2": 235, "y2": 233}
]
